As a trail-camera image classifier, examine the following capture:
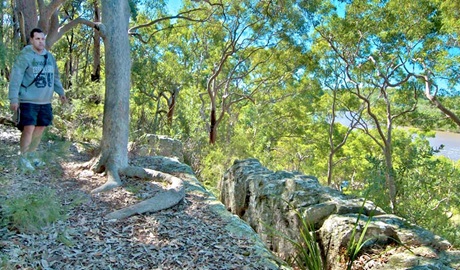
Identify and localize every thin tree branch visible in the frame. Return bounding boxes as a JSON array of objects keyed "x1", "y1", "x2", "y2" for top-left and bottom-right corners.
[{"x1": 128, "y1": 8, "x2": 208, "y2": 33}]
